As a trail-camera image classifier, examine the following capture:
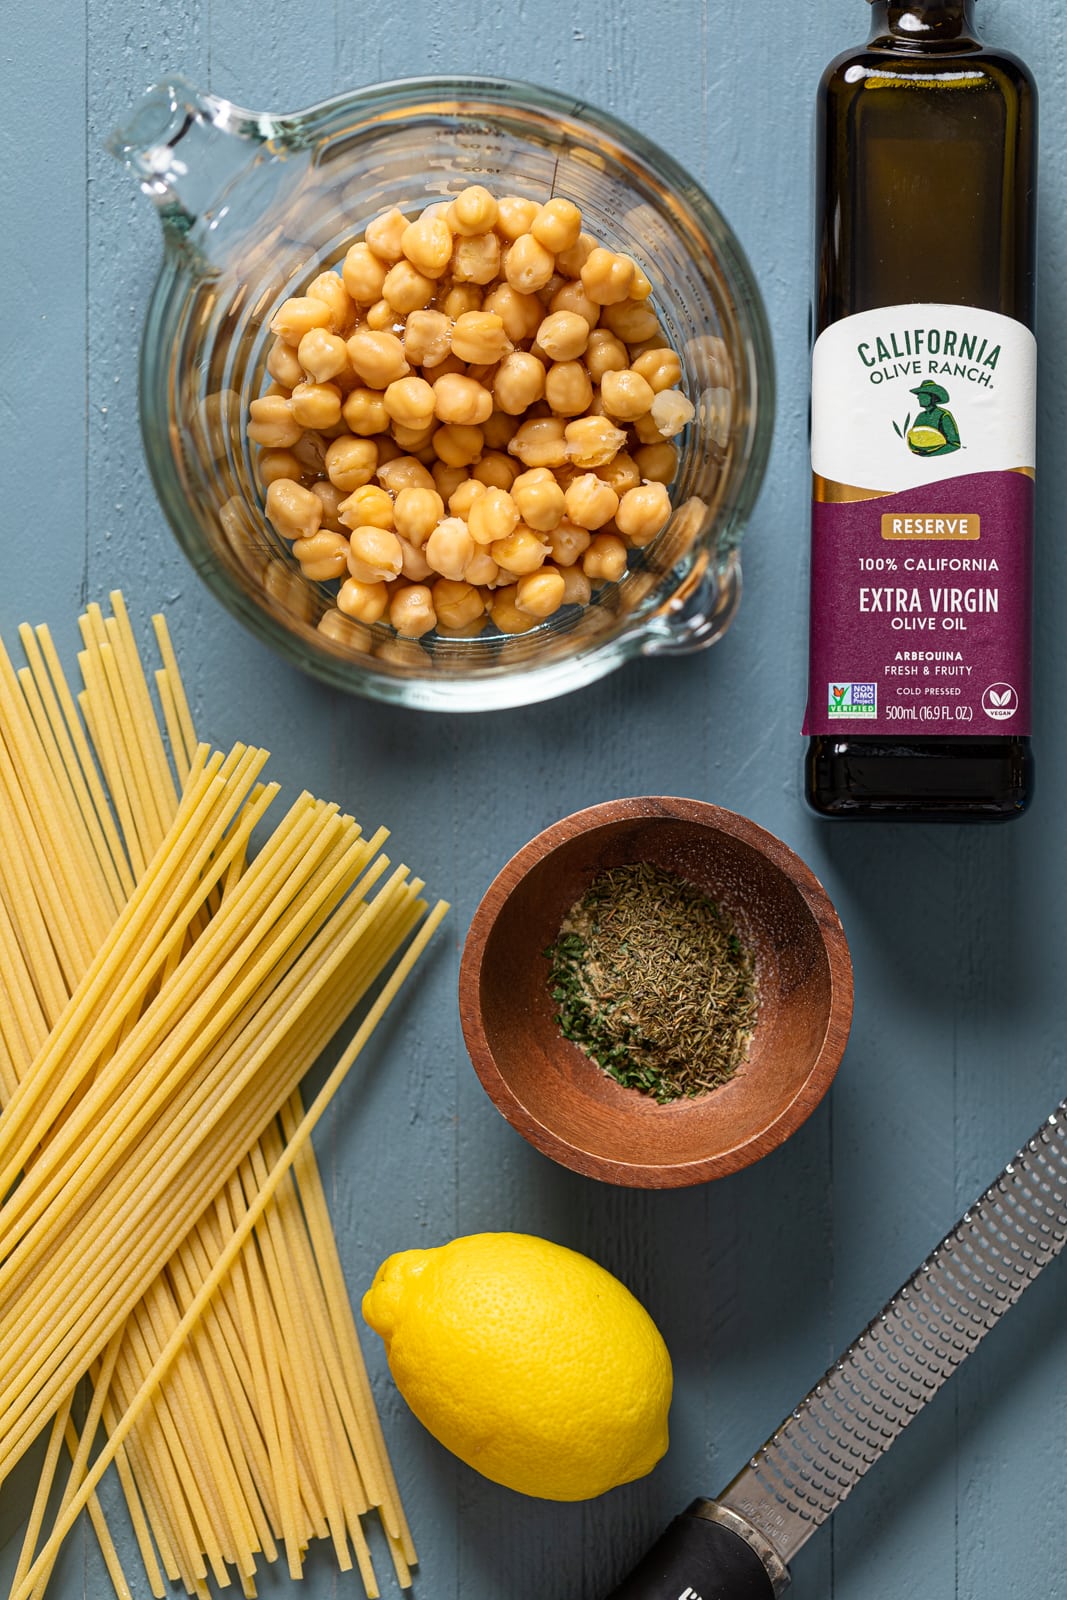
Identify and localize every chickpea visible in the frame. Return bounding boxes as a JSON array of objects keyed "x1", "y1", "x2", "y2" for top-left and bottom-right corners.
[
  {"x1": 442, "y1": 283, "x2": 483, "y2": 320},
  {"x1": 448, "y1": 478, "x2": 486, "y2": 517},
  {"x1": 378, "y1": 454, "x2": 437, "y2": 494},
  {"x1": 544, "y1": 361, "x2": 593, "y2": 418},
  {"x1": 511, "y1": 467, "x2": 566, "y2": 532},
  {"x1": 425, "y1": 517, "x2": 475, "y2": 582},
  {"x1": 472, "y1": 451, "x2": 519, "y2": 490},
  {"x1": 563, "y1": 415, "x2": 628, "y2": 469},
  {"x1": 432, "y1": 461, "x2": 470, "y2": 503},
  {"x1": 290, "y1": 381, "x2": 343, "y2": 430},
  {"x1": 375, "y1": 434, "x2": 403, "y2": 466},
  {"x1": 318, "y1": 608, "x2": 372, "y2": 651},
  {"x1": 549, "y1": 278, "x2": 601, "y2": 329},
  {"x1": 325, "y1": 435, "x2": 379, "y2": 492},
  {"x1": 392, "y1": 420, "x2": 437, "y2": 452},
  {"x1": 365, "y1": 207, "x2": 408, "y2": 264},
  {"x1": 504, "y1": 234, "x2": 556, "y2": 295},
  {"x1": 580, "y1": 248, "x2": 635, "y2": 306},
  {"x1": 295, "y1": 328, "x2": 348, "y2": 385},
  {"x1": 270, "y1": 296, "x2": 333, "y2": 346},
  {"x1": 507, "y1": 415, "x2": 568, "y2": 469},
  {"x1": 482, "y1": 410, "x2": 520, "y2": 451},
  {"x1": 649, "y1": 389, "x2": 696, "y2": 438},
  {"x1": 591, "y1": 451, "x2": 640, "y2": 496},
  {"x1": 398, "y1": 212, "x2": 452, "y2": 280},
  {"x1": 341, "y1": 387, "x2": 389, "y2": 437},
  {"x1": 616, "y1": 481, "x2": 672, "y2": 547},
  {"x1": 483, "y1": 282, "x2": 544, "y2": 343},
  {"x1": 634, "y1": 441, "x2": 679, "y2": 484},
  {"x1": 450, "y1": 231, "x2": 501, "y2": 286},
  {"x1": 559, "y1": 565, "x2": 592, "y2": 606},
  {"x1": 339, "y1": 484, "x2": 395, "y2": 532},
  {"x1": 530, "y1": 198, "x2": 582, "y2": 255},
  {"x1": 431, "y1": 578, "x2": 485, "y2": 630},
  {"x1": 397, "y1": 536, "x2": 433, "y2": 582},
  {"x1": 306, "y1": 271, "x2": 355, "y2": 334},
  {"x1": 467, "y1": 487, "x2": 520, "y2": 547},
  {"x1": 493, "y1": 352, "x2": 546, "y2": 416},
  {"x1": 516, "y1": 566, "x2": 566, "y2": 618},
  {"x1": 433, "y1": 423, "x2": 485, "y2": 467},
  {"x1": 342, "y1": 241, "x2": 388, "y2": 304},
  {"x1": 602, "y1": 297, "x2": 662, "y2": 344},
  {"x1": 338, "y1": 577, "x2": 389, "y2": 624},
  {"x1": 632, "y1": 410, "x2": 666, "y2": 445},
  {"x1": 366, "y1": 299, "x2": 397, "y2": 332},
  {"x1": 490, "y1": 526, "x2": 548, "y2": 575},
  {"x1": 547, "y1": 518, "x2": 591, "y2": 567},
  {"x1": 382, "y1": 260, "x2": 436, "y2": 314},
  {"x1": 495, "y1": 196, "x2": 541, "y2": 242},
  {"x1": 266, "y1": 336, "x2": 305, "y2": 389},
  {"x1": 448, "y1": 185, "x2": 499, "y2": 236},
  {"x1": 555, "y1": 231, "x2": 597, "y2": 278},
  {"x1": 393, "y1": 486, "x2": 444, "y2": 546},
  {"x1": 310, "y1": 479, "x2": 347, "y2": 530},
  {"x1": 403, "y1": 309, "x2": 452, "y2": 370},
  {"x1": 347, "y1": 525, "x2": 404, "y2": 583},
  {"x1": 384, "y1": 376, "x2": 436, "y2": 429},
  {"x1": 447, "y1": 311, "x2": 509, "y2": 366},
  {"x1": 247, "y1": 394, "x2": 301, "y2": 448},
  {"x1": 600, "y1": 368, "x2": 656, "y2": 422},
  {"x1": 629, "y1": 263, "x2": 653, "y2": 300},
  {"x1": 255, "y1": 447, "x2": 304, "y2": 487},
  {"x1": 583, "y1": 531, "x2": 628, "y2": 583},
  {"x1": 583, "y1": 329, "x2": 630, "y2": 382},
  {"x1": 388, "y1": 584, "x2": 437, "y2": 638},
  {"x1": 431, "y1": 373, "x2": 494, "y2": 428},
  {"x1": 534, "y1": 311, "x2": 590, "y2": 364},
  {"x1": 563, "y1": 473, "x2": 620, "y2": 531},
  {"x1": 463, "y1": 547, "x2": 500, "y2": 587},
  {"x1": 265, "y1": 478, "x2": 323, "y2": 541},
  {"x1": 292, "y1": 529, "x2": 349, "y2": 582},
  {"x1": 292, "y1": 430, "x2": 329, "y2": 475},
  {"x1": 632, "y1": 347, "x2": 683, "y2": 393},
  {"x1": 345, "y1": 329, "x2": 409, "y2": 389},
  {"x1": 489, "y1": 585, "x2": 538, "y2": 634}
]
